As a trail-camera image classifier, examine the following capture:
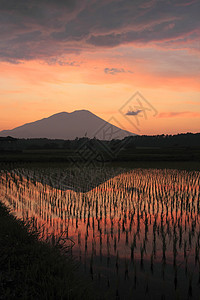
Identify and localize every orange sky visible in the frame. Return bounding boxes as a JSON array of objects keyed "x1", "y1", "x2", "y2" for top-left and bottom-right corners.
[
  {"x1": 0, "y1": 0, "x2": 200, "y2": 135},
  {"x1": 0, "y1": 48, "x2": 199, "y2": 135}
]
